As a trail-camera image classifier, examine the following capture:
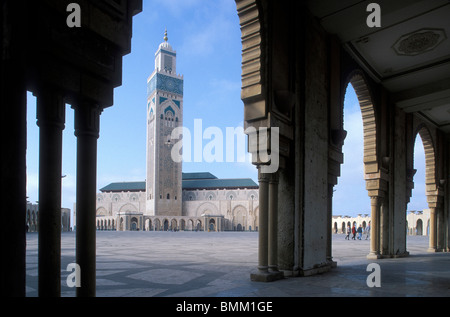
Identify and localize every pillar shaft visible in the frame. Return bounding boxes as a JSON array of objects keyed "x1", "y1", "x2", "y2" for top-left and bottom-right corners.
[
  {"x1": 0, "y1": 3, "x2": 27, "y2": 294},
  {"x1": 368, "y1": 196, "x2": 381, "y2": 259},
  {"x1": 381, "y1": 199, "x2": 390, "y2": 255},
  {"x1": 268, "y1": 172, "x2": 279, "y2": 272},
  {"x1": 257, "y1": 168, "x2": 269, "y2": 273},
  {"x1": 428, "y1": 207, "x2": 437, "y2": 252},
  {"x1": 437, "y1": 206, "x2": 444, "y2": 251},
  {"x1": 327, "y1": 184, "x2": 336, "y2": 266},
  {"x1": 36, "y1": 89, "x2": 65, "y2": 297},
  {"x1": 74, "y1": 101, "x2": 100, "y2": 297}
]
